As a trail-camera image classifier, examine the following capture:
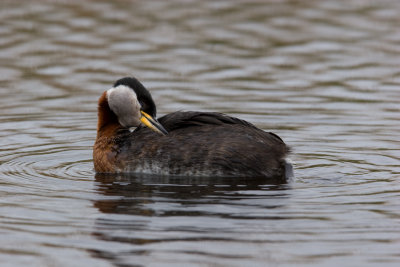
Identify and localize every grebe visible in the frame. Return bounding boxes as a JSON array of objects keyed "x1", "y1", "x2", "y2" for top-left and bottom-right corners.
[{"x1": 93, "y1": 77, "x2": 291, "y2": 180}]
